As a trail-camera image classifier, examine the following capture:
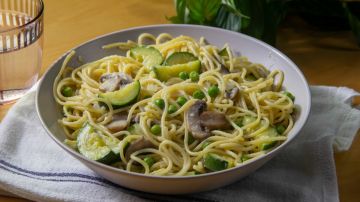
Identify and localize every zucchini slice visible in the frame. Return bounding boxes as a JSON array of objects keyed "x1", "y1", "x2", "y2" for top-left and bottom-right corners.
[
  {"x1": 130, "y1": 47, "x2": 163, "y2": 69},
  {"x1": 259, "y1": 127, "x2": 279, "y2": 151},
  {"x1": 153, "y1": 60, "x2": 201, "y2": 81},
  {"x1": 100, "y1": 80, "x2": 140, "y2": 108},
  {"x1": 64, "y1": 139, "x2": 77, "y2": 150},
  {"x1": 164, "y1": 52, "x2": 197, "y2": 65},
  {"x1": 127, "y1": 123, "x2": 144, "y2": 135},
  {"x1": 77, "y1": 124, "x2": 118, "y2": 164},
  {"x1": 101, "y1": 135, "x2": 121, "y2": 156},
  {"x1": 204, "y1": 153, "x2": 229, "y2": 172}
]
